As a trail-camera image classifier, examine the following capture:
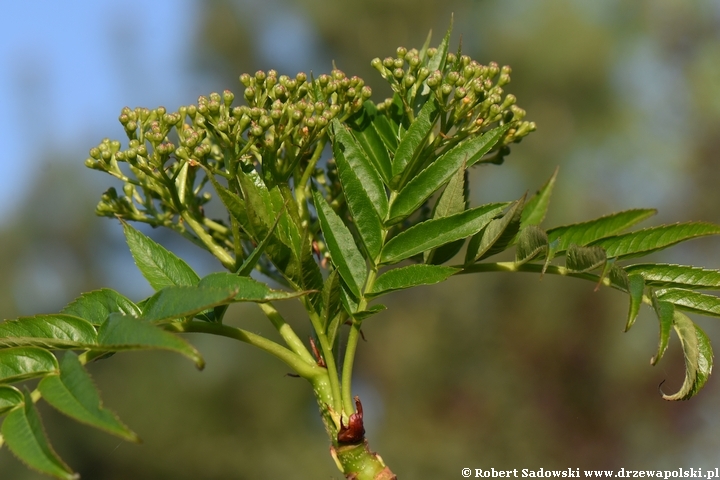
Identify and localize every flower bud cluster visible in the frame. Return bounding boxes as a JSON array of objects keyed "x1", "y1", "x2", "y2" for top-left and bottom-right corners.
[{"x1": 372, "y1": 47, "x2": 535, "y2": 151}]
